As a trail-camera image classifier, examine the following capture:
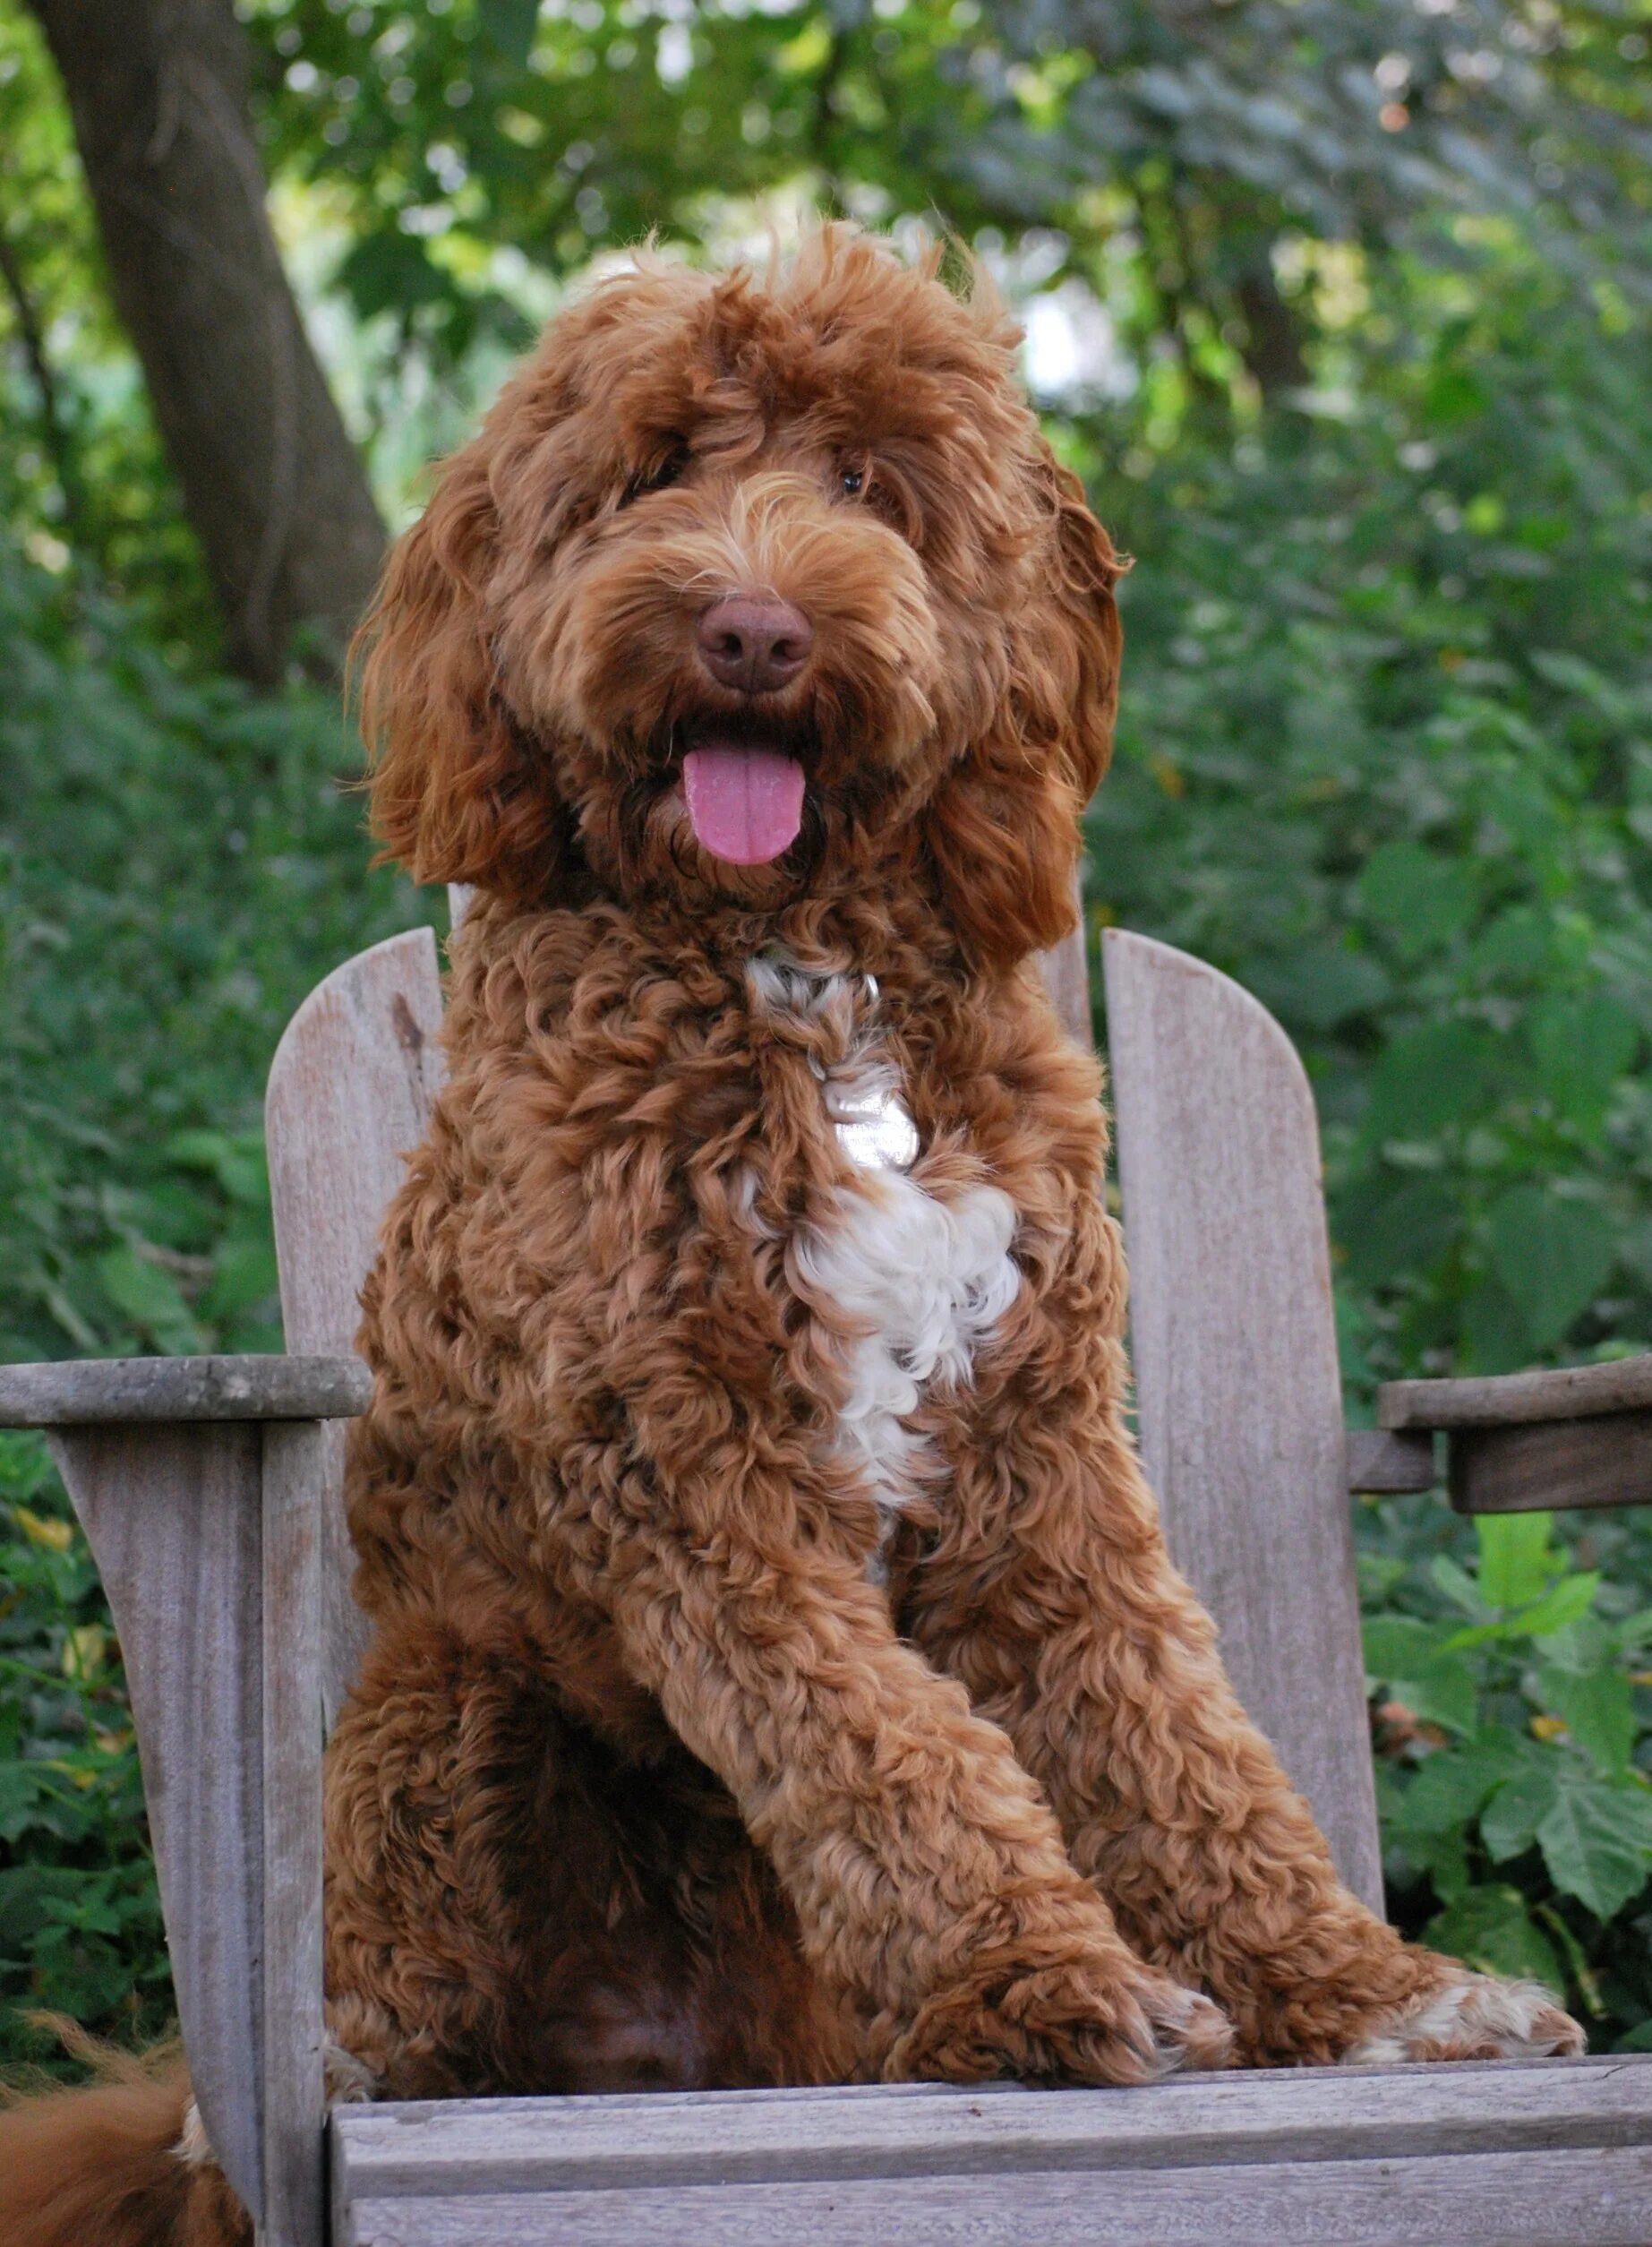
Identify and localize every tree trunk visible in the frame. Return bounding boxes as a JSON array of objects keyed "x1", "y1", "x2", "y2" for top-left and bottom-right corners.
[
  {"x1": 27, "y1": 0, "x2": 385, "y2": 682},
  {"x1": 1235, "y1": 264, "x2": 1309, "y2": 403}
]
